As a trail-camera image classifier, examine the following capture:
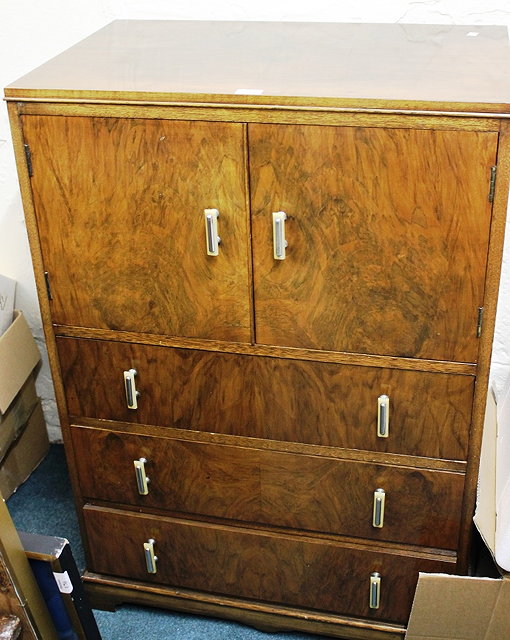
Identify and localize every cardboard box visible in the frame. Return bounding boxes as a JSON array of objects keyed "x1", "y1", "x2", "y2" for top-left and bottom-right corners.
[
  {"x1": 0, "y1": 310, "x2": 40, "y2": 415},
  {"x1": 0, "y1": 402, "x2": 49, "y2": 500},
  {"x1": 406, "y1": 389, "x2": 510, "y2": 640},
  {"x1": 0, "y1": 374, "x2": 38, "y2": 464}
]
